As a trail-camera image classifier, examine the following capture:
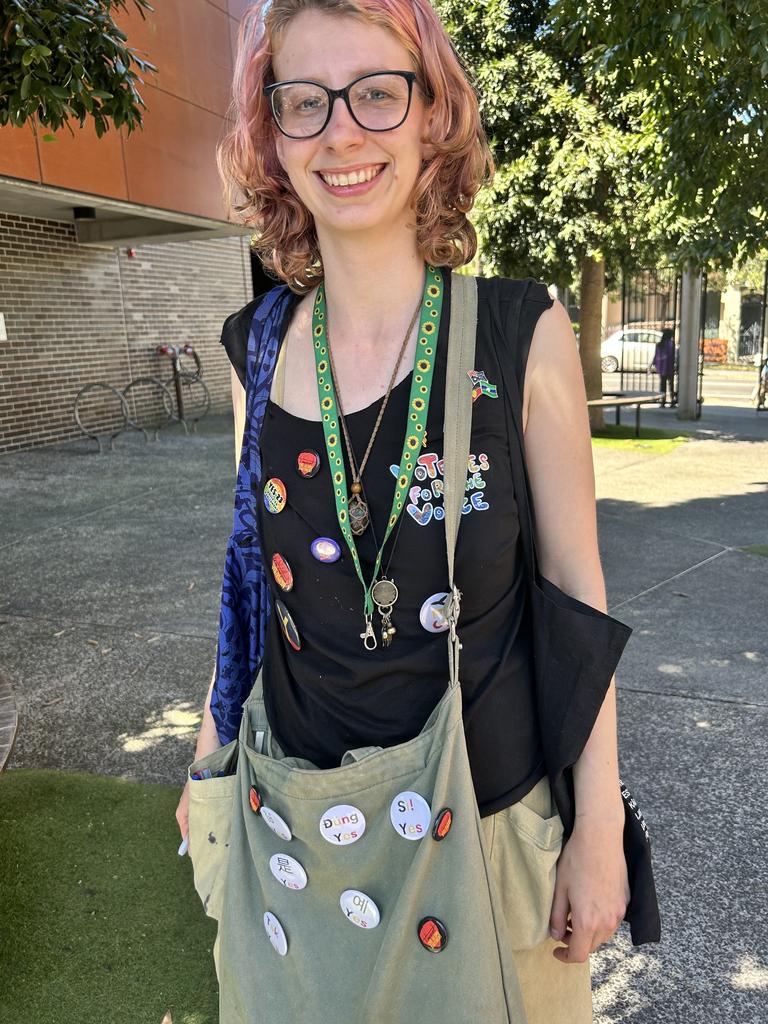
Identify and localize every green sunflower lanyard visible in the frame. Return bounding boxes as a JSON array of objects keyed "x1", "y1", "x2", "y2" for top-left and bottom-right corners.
[{"x1": 312, "y1": 264, "x2": 444, "y2": 650}]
